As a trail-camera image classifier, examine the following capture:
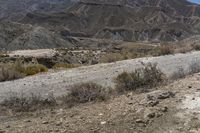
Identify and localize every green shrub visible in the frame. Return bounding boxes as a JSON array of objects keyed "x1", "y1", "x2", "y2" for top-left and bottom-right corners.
[
  {"x1": 61, "y1": 83, "x2": 111, "y2": 106},
  {"x1": 115, "y1": 63, "x2": 165, "y2": 93}
]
